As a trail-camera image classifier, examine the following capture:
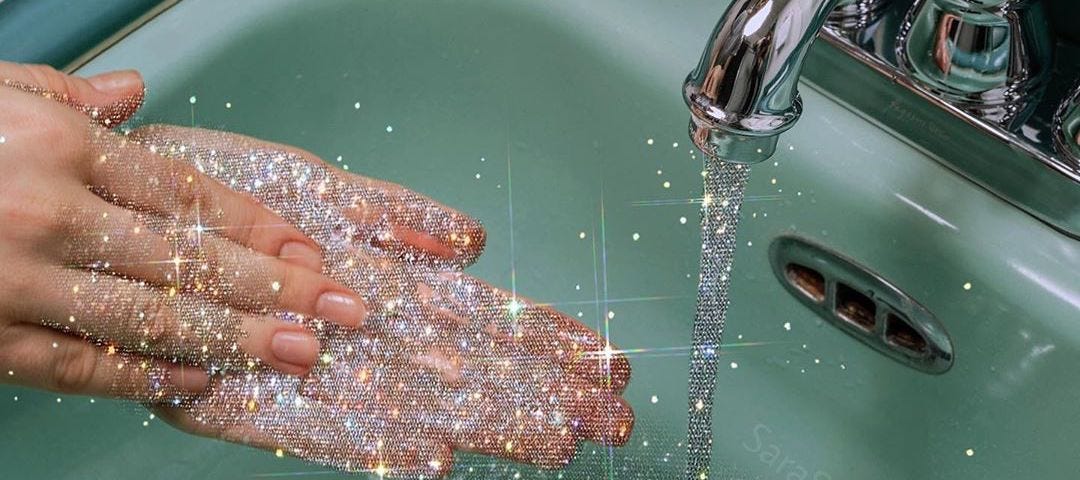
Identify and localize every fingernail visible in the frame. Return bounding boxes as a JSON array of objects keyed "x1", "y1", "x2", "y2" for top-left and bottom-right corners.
[
  {"x1": 86, "y1": 70, "x2": 142, "y2": 94},
  {"x1": 278, "y1": 241, "x2": 323, "y2": 272},
  {"x1": 391, "y1": 225, "x2": 457, "y2": 259},
  {"x1": 167, "y1": 364, "x2": 210, "y2": 394},
  {"x1": 271, "y1": 330, "x2": 320, "y2": 368},
  {"x1": 316, "y1": 291, "x2": 367, "y2": 328}
]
